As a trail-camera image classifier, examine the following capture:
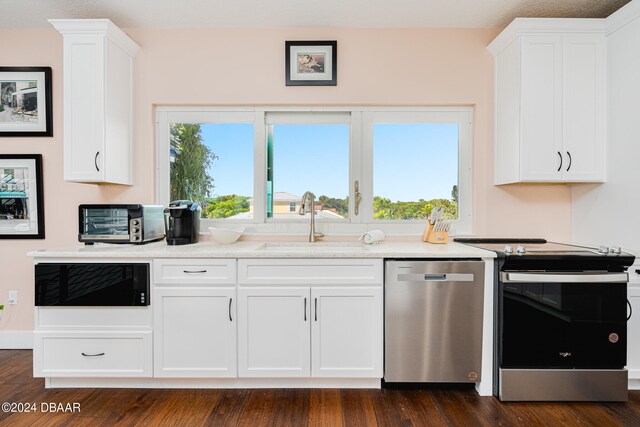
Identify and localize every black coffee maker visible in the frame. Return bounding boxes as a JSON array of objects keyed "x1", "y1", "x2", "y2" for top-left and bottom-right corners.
[{"x1": 164, "y1": 200, "x2": 201, "y2": 245}]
